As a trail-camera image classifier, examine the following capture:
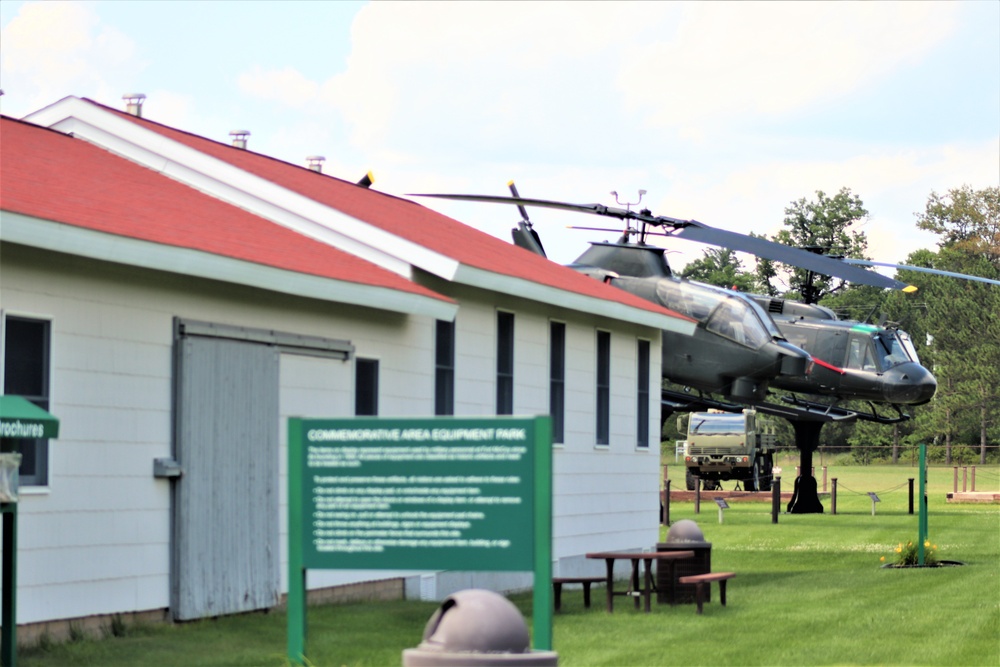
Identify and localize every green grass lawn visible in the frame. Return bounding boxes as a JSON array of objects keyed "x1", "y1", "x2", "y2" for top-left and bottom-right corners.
[{"x1": 20, "y1": 464, "x2": 1000, "y2": 666}]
